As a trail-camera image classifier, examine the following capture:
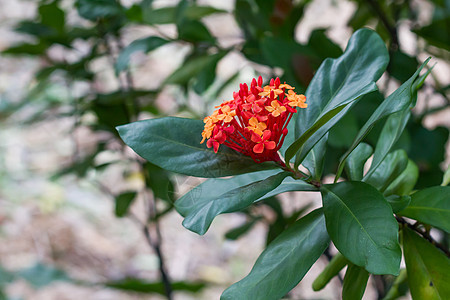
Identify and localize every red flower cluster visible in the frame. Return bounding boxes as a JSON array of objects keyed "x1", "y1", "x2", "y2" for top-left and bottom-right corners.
[{"x1": 201, "y1": 76, "x2": 307, "y2": 163}]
